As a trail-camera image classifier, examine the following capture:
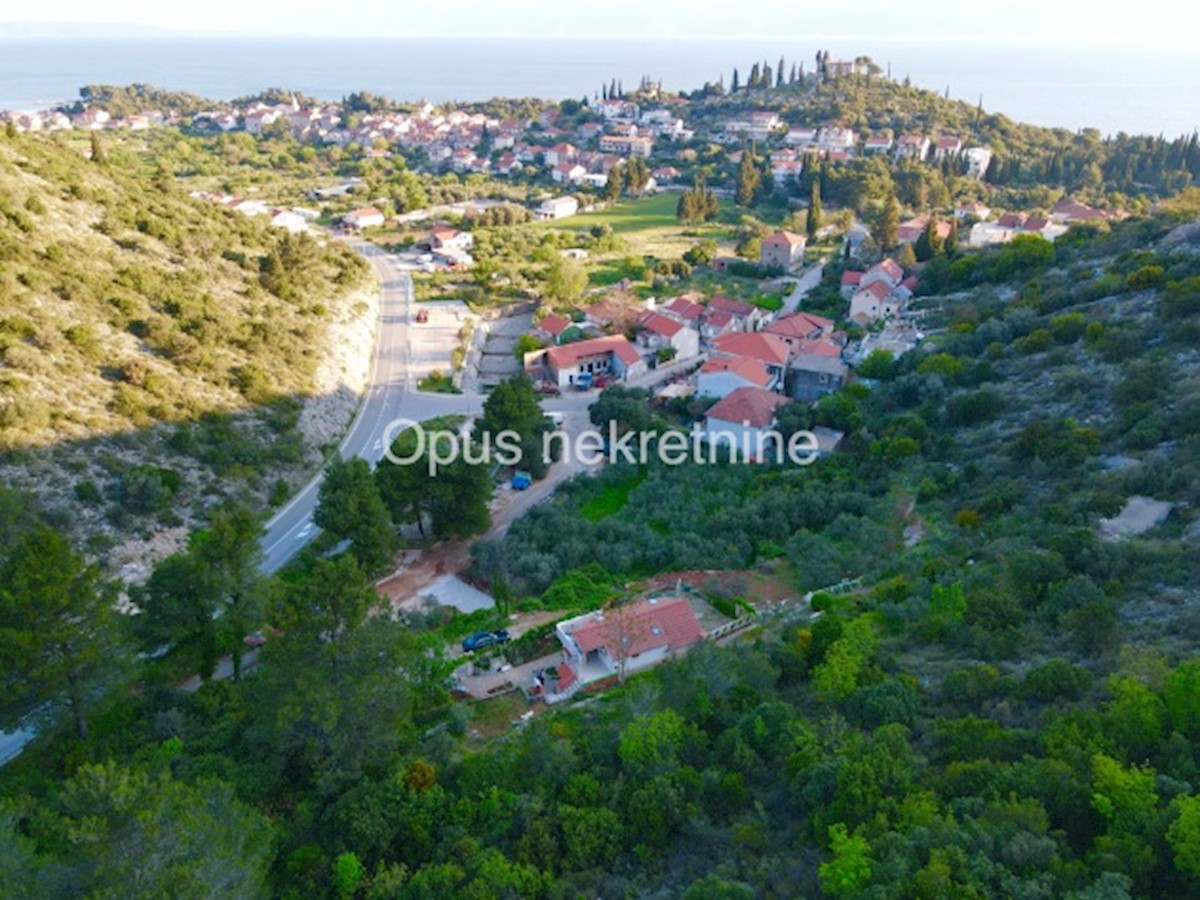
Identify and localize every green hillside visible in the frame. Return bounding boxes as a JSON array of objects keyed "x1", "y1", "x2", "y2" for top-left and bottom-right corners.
[{"x1": 0, "y1": 127, "x2": 371, "y2": 544}]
